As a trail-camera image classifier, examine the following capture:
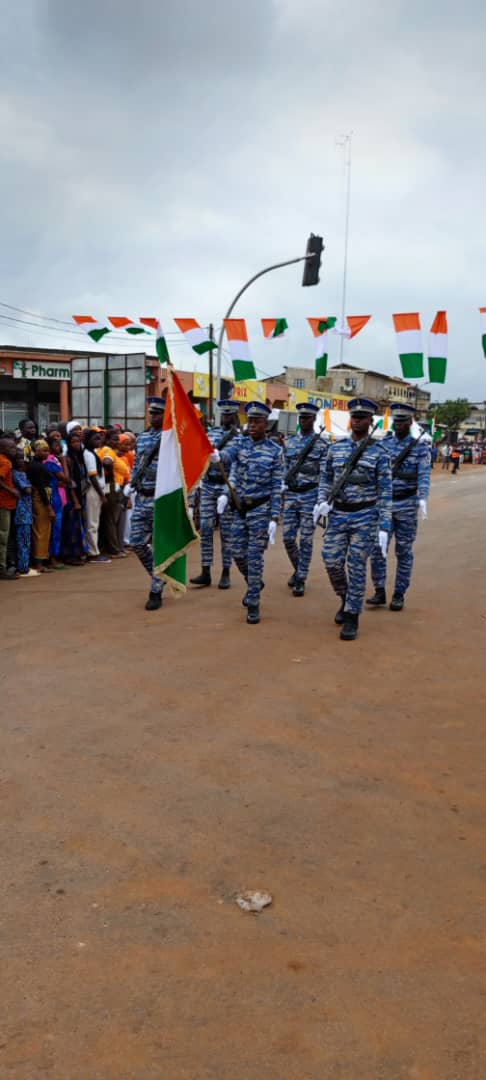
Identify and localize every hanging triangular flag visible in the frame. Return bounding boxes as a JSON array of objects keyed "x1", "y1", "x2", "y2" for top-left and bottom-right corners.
[
  {"x1": 108, "y1": 317, "x2": 148, "y2": 335},
  {"x1": 224, "y1": 319, "x2": 256, "y2": 381},
  {"x1": 153, "y1": 366, "x2": 212, "y2": 595},
  {"x1": 261, "y1": 318, "x2": 288, "y2": 339},
  {"x1": 392, "y1": 313, "x2": 424, "y2": 379},
  {"x1": 479, "y1": 308, "x2": 486, "y2": 359},
  {"x1": 333, "y1": 315, "x2": 371, "y2": 339},
  {"x1": 72, "y1": 315, "x2": 112, "y2": 343},
  {"x1": 139, "y1": 318, "x2": 170, "y2": 364},
  {"x1": 428, "y1": 311, "x2": 447, "y2": 384},
  {"x1": 307, "y1": 317, "x2": 337, "y2": 378},
  {"x1": 174, "y1": 319, "x2": 216, "y2": 355}
]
